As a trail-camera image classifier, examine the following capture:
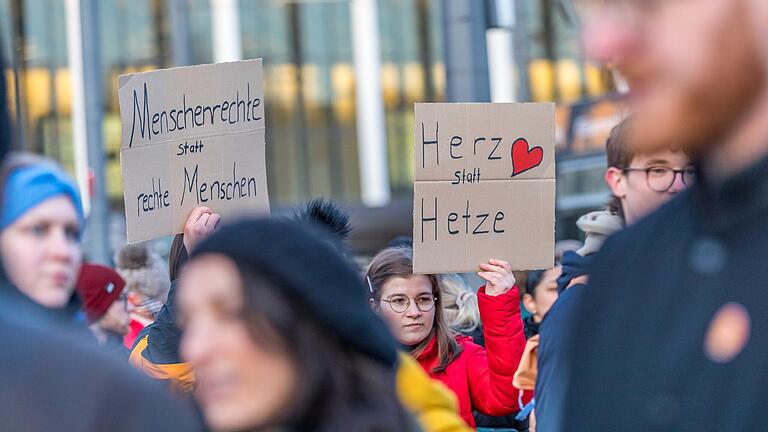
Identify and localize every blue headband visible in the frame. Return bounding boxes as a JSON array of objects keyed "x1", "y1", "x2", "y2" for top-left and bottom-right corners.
[{"x1": 1, "y1": 163, "x2": 84, "y2": 230}]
